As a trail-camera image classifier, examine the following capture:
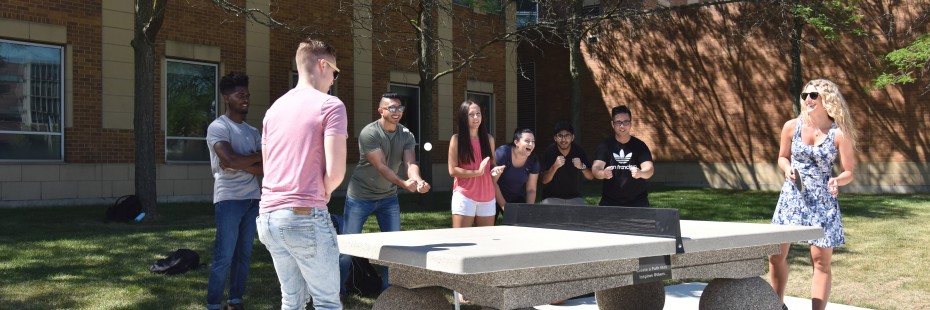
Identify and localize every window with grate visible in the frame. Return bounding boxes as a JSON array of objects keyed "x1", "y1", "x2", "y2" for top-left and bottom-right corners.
[{"x1": 516, "y1": 62, "x2": 536, "y2": 135}]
